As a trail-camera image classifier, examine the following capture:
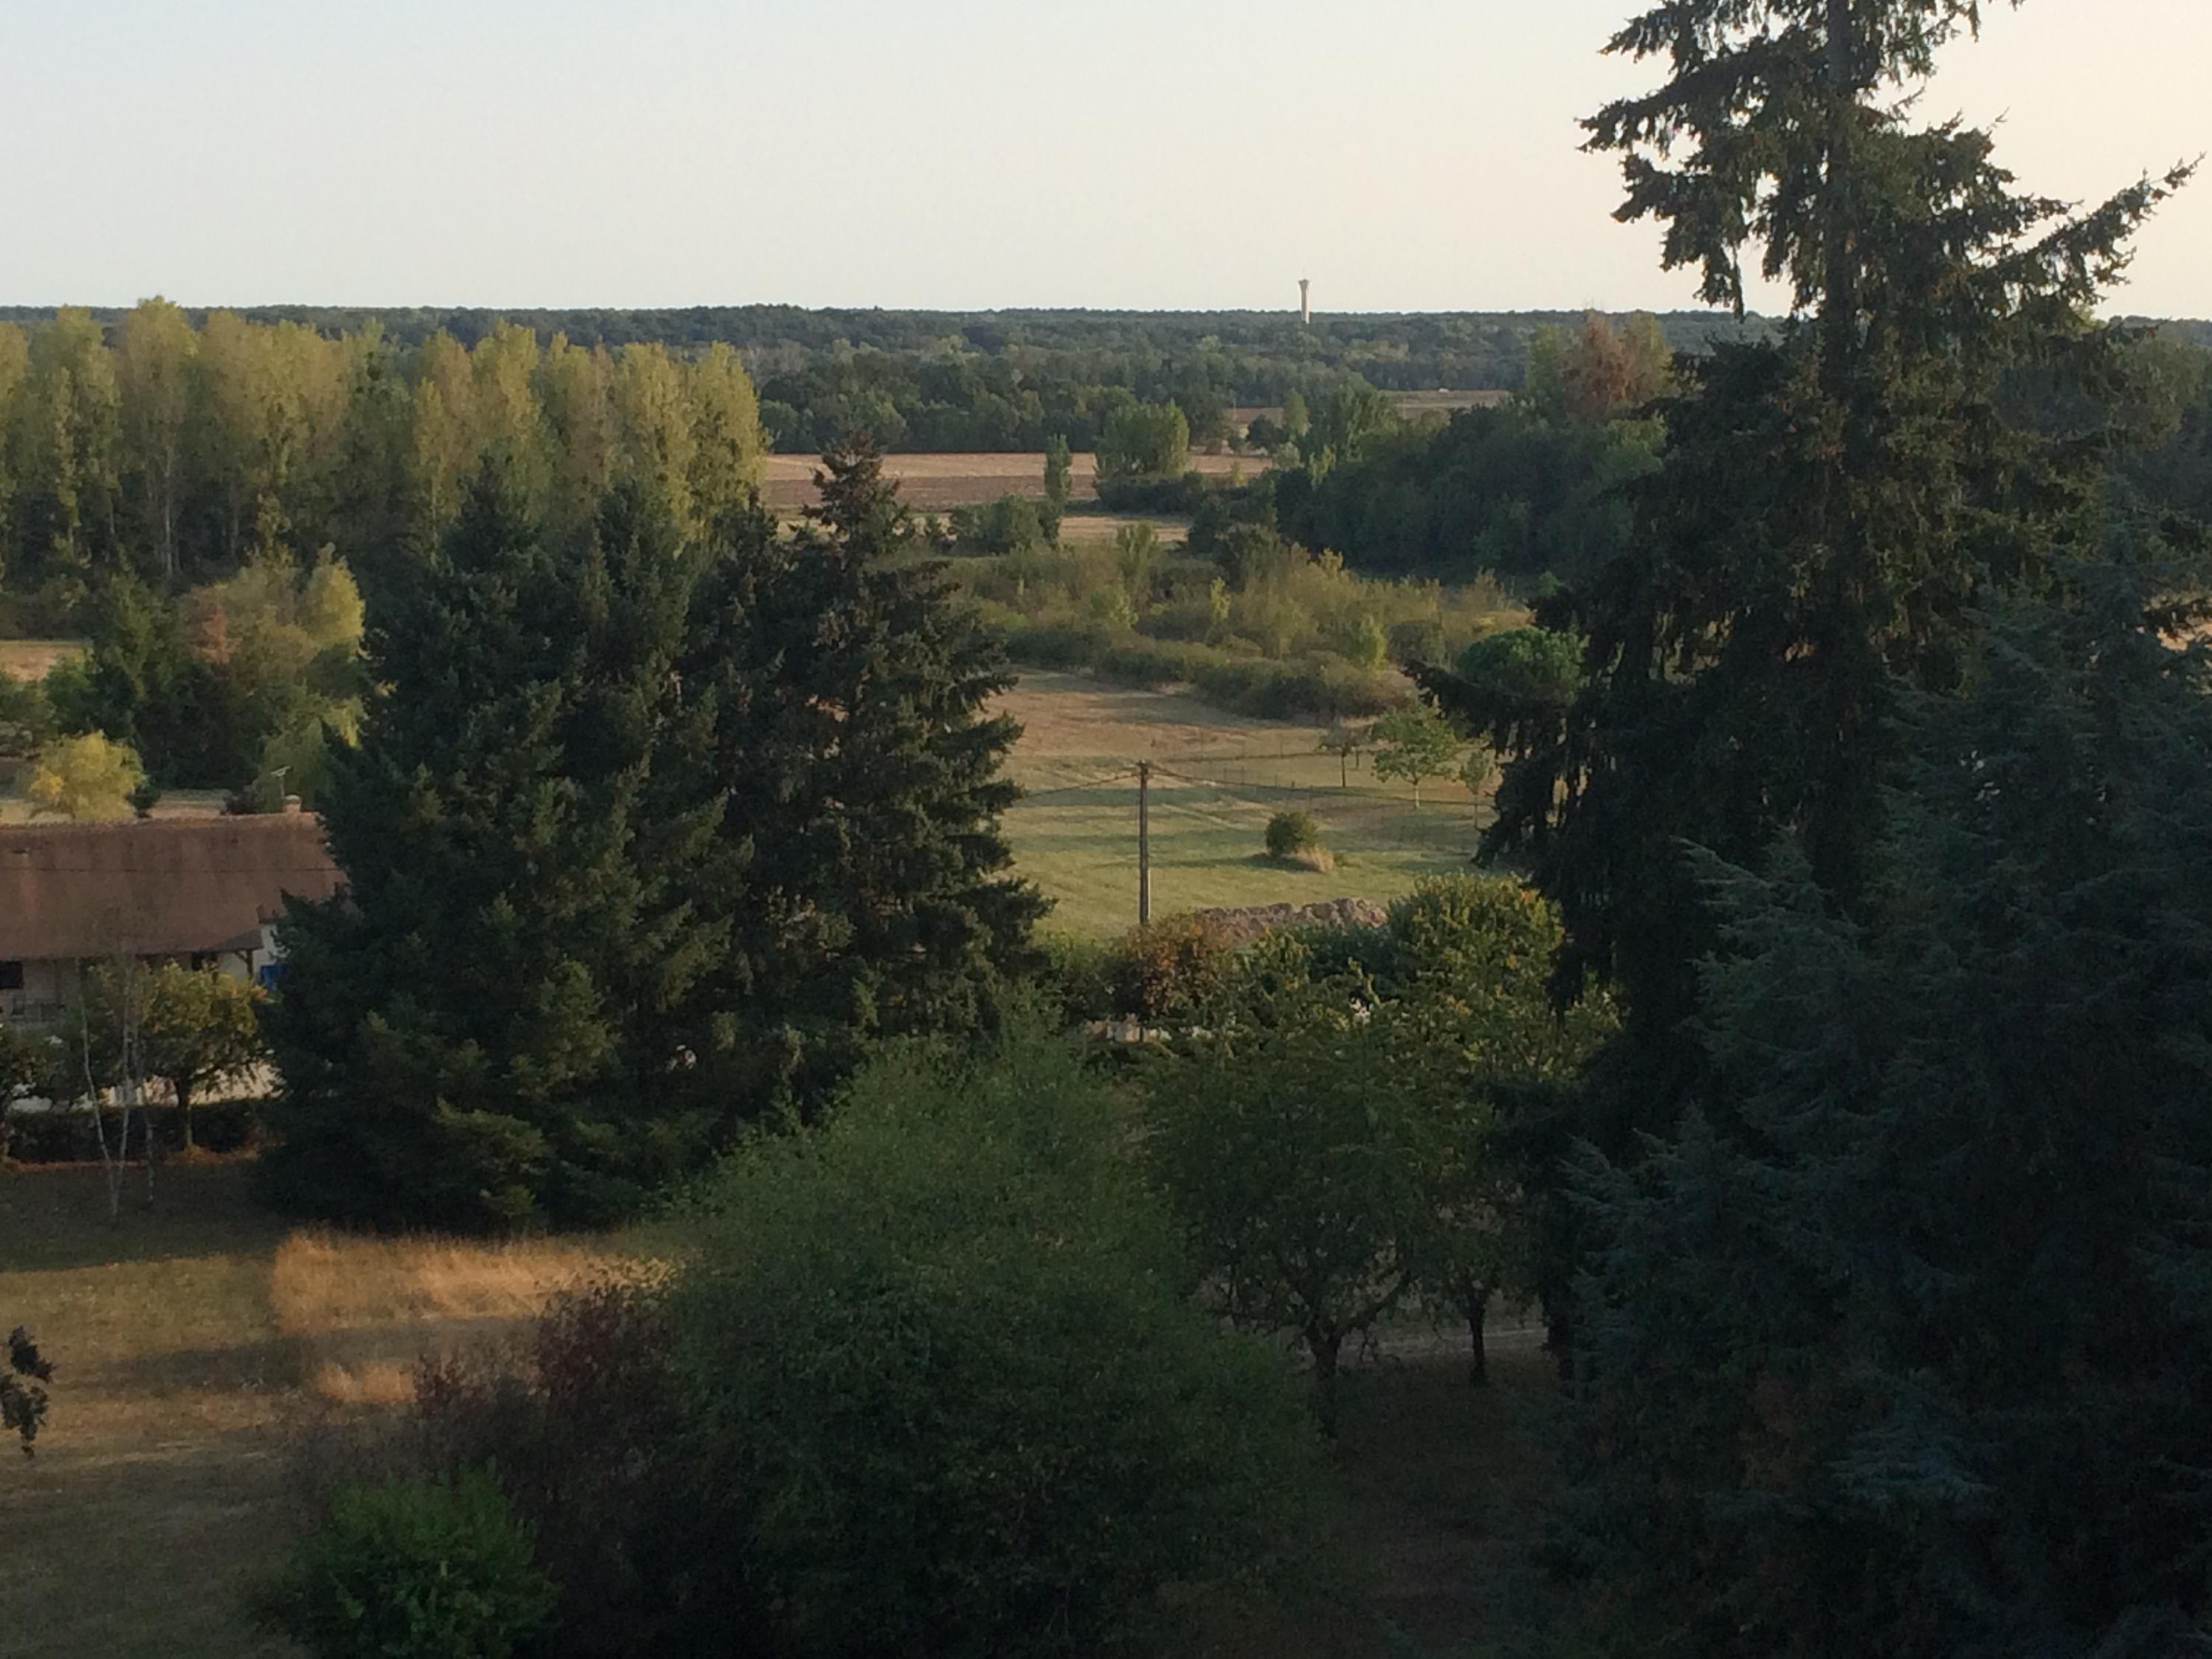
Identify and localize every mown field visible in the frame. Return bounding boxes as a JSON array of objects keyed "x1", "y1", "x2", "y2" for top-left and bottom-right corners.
[
  {"x1": 3, "y1": 1159, "x2": 1563, "y2": 1659},
  {"x1": 761, "y1": 449, "x2": 1265, "y2": 512},
  {"x1": 1000, "y1": 672, "x2": 1485, "y2": 939}
]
